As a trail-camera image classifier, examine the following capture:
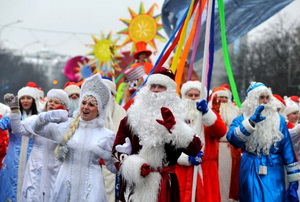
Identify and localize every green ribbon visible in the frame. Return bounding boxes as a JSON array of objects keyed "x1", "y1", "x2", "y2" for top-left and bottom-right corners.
[{"x1": 217, "y1": 0, "x2": 242, "y2": 108}]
